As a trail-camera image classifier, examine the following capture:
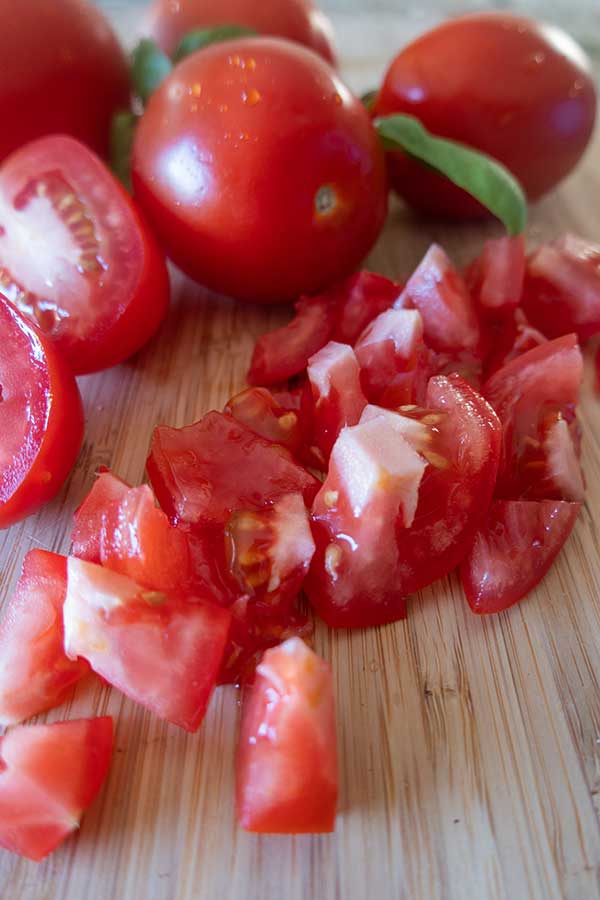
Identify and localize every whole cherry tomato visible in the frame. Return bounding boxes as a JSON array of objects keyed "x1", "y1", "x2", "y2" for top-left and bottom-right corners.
[
  {"x1": 375, "y1": 13, "x2": 597, "y2": 219},
  {"x1": 146, "y1": 0, "x2": 336, "y2": 63},
  {"x1": 0, "y1": 0, "x2": 130, "y2": 162},
  {"x1": 132, "y1": 38, "x2": 387, "y2": 304}
]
